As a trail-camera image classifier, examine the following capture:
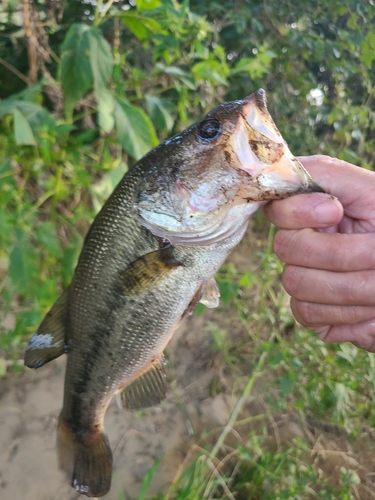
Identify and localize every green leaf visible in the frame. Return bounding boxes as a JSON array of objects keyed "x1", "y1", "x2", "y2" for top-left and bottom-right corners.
[
  {"x1": 61, "y1": 23, "x2": 114, "y2": 126},
  {"x1": 145, "y1": 95, "x2": 174, "y2": 132},
  {"x1": 13, "y1": 107, "x2": 36, "y2": 145},
  {"x1": 136, "y1": 0, "x2": 162, "y2": 11},
  {"x1": 230, "y1": 50, "x2": 276, "y2": 79},
  {"x1": 60, "y1": 23, "x2": 94, "y2": 116},
  {"x1": 138, "y1": 456, "x2": 162, "y2": 500},
  {"x1": 192, "y1": 60, "x2": 228, "y2": 85},
  {"x1": 122, "y1": 13, "x2": 164, "y2": 40},
  {"x1": 87, "y1": 27, "x2": 114, "y2": 132},
  {"x1": 96, "y1": 87, "x2": 115, "y2": 133},
  {"x1": 360, "y1": 30, "x2": 375, "y2": 68},
  {"x1": 113, "y1": 98, "x2": 158, "y2": 160},
  {"x1": 88, "y1": 28, "x2": 113, "y2": 87}
]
